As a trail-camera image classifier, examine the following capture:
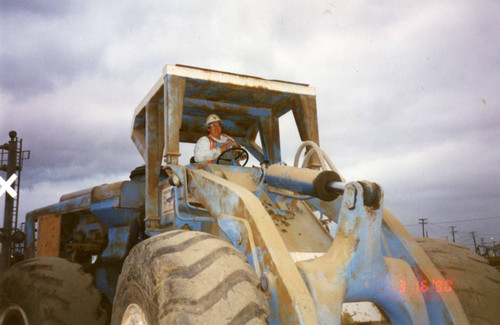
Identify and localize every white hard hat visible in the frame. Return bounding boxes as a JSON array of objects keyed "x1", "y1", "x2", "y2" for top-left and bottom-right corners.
[{"x1": 206, "y1": 114, "x2": 222, "y2": 127}]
